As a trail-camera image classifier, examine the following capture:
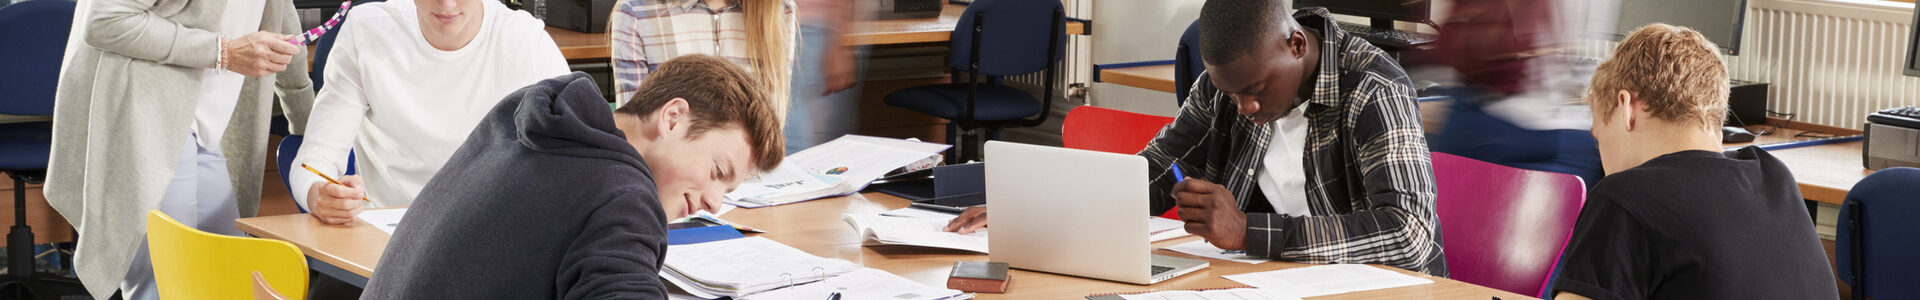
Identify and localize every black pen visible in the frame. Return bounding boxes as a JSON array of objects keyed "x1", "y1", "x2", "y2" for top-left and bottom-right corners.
[{"x1": 827, "y1": 292, "x2": 842, "y2": 300}]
